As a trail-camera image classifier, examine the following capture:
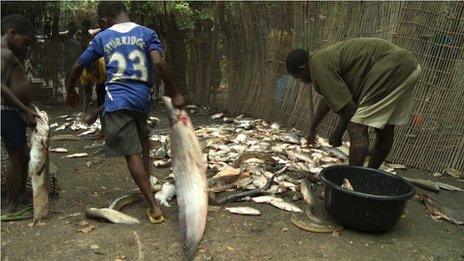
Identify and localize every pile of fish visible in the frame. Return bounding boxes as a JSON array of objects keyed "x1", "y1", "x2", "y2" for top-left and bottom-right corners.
[{"x1": 149, "y1": 112, "x2": 351, "y2": 214}]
